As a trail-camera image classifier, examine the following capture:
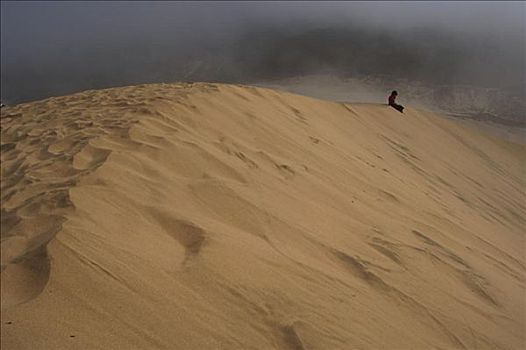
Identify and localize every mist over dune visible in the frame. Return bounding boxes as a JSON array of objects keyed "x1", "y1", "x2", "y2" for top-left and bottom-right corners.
[
  {"x1": 1, "y1": 1, "x2": 524, "y2": 126},
  {"x1": 1, "y1": 83, "x2": 525, "y2": 349},
  {"x1": 2, "y1": 21, "x2": 523, "y2": 98},
  {"x1": 256, "y1": 74, "x2": 526, "y2": 131},
  {"x1": 232, "y1": 23, "x2": 523, "y2": 89}
]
